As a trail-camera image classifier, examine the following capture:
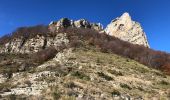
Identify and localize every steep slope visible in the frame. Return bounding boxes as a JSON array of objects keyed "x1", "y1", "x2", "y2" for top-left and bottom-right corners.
[
  {"x1": 105, "y1": 12, "x2": 150, "y2": 48},
  {"x1": 0, "y1": 47, "x2": 170, "y2": 99},
  {"x1": 0, "y1": 12, "x2": 170, "y2": 100}
]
